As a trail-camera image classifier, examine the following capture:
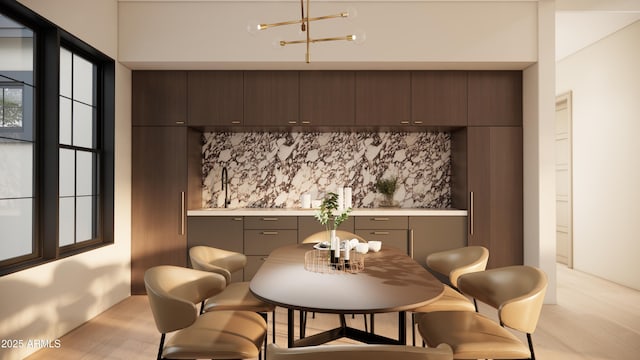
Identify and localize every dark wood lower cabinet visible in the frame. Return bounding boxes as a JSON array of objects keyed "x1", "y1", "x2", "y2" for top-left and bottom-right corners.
[{"x1": 409, "y1": 216, "x2": 468, "y2": 269}]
